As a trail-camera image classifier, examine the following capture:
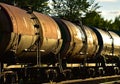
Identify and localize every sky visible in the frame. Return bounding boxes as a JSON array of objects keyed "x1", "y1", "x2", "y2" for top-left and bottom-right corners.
[{"x1": 95, "y1": 0, "x2": 120, "y2": 21}]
